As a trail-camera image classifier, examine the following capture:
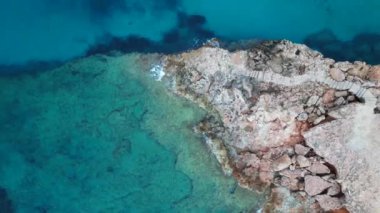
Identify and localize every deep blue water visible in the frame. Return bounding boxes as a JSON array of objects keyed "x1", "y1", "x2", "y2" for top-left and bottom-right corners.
[
  {"x1": 0, "y1": 1, "x2": 379, "y2": 212},
  {"x1": 0, "y1": 0, "x2": 380, "y2": 68}
]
